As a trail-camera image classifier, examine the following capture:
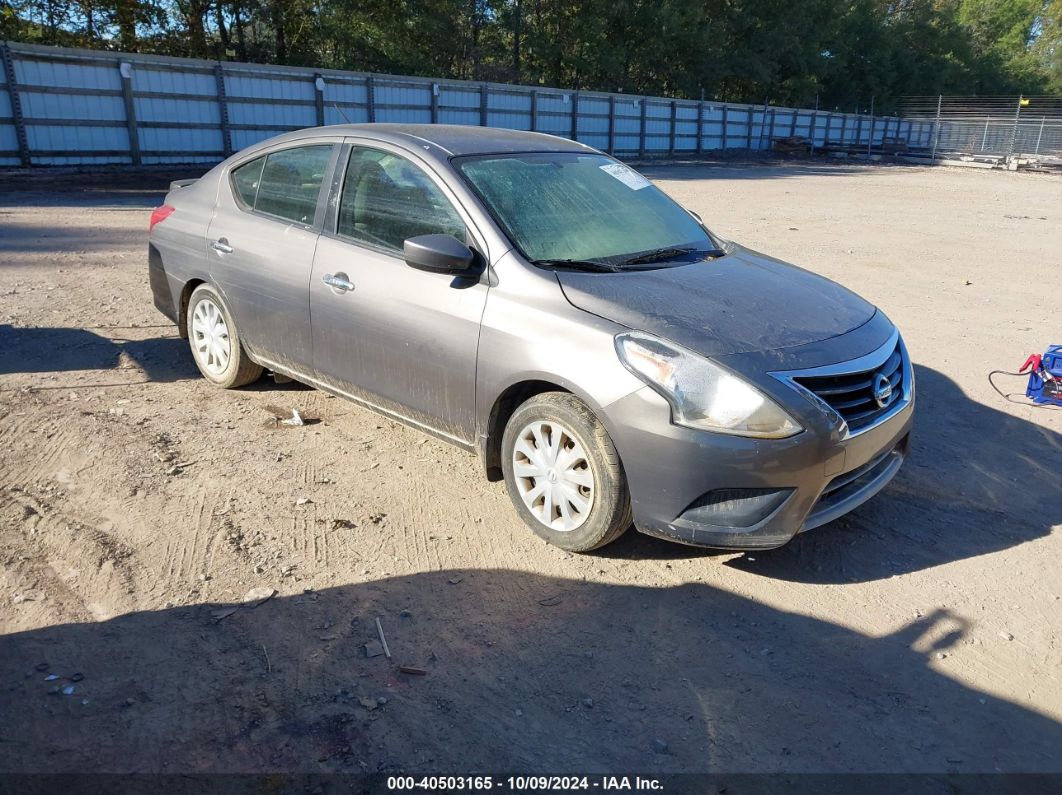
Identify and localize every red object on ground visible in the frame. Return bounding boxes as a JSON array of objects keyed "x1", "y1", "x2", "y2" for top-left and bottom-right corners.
[{"x1": 1019, "y1": 354, "x2": 1042, "y2": 374}]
